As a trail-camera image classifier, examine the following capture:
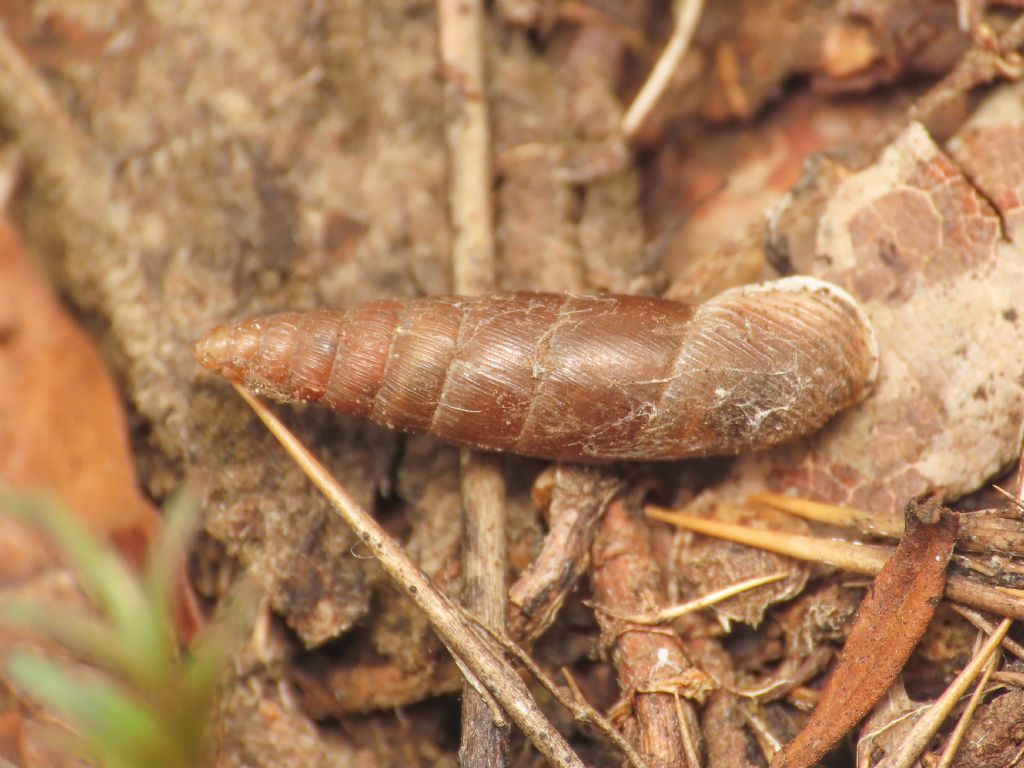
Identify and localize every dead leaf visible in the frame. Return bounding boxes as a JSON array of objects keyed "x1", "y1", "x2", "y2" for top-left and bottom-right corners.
[
  {"x1": 772, "y1": 500, "x2": 959, "y2": 768},
  {"x1": 675, "y1": 504, "x2": 809, "y2": 626},
  {"x1": 703, "y1": 85, "x2": 1024, "y2": 519},
  {"x1": 856, "y1": 679, "x2": 926, "y2": 768},
  {"x1": 655, "y1": 90, "x2": 912, "y2": 304},
  {"x1": 0, "y1": 215, "x2": 158, "y2": 550},
  {"x1": 0, "y1": 212, "x2": 190, "y2": 768}
]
